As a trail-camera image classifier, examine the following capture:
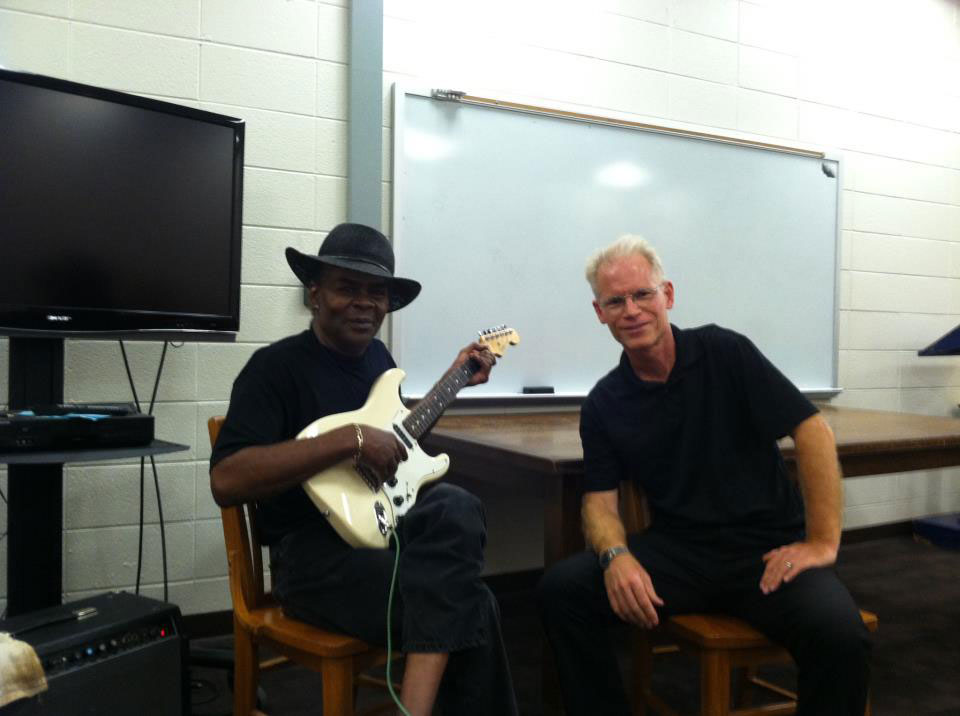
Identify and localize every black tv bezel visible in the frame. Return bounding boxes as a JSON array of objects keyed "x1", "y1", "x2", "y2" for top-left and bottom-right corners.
[{"x1": 0, "y1": 68, "x2": 245, "y2": 338}]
